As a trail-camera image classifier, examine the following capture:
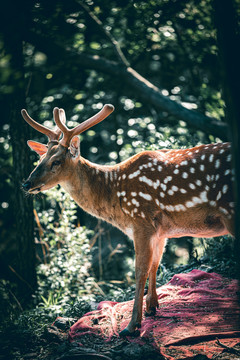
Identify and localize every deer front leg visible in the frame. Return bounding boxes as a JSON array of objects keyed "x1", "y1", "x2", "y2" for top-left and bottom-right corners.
[
  {"x1": 145, "y1": 237, "x2": 166, "y2": 316},
  {"x1": 120, "y1": 233, "x2": 153, "y2": 337}
]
